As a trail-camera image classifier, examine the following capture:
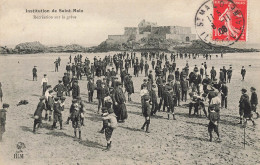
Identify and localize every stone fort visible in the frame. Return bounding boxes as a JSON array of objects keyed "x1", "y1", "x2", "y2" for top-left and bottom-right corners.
[{"x1": 107, "y1": 19, "x2": 196, "y2": 43}]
